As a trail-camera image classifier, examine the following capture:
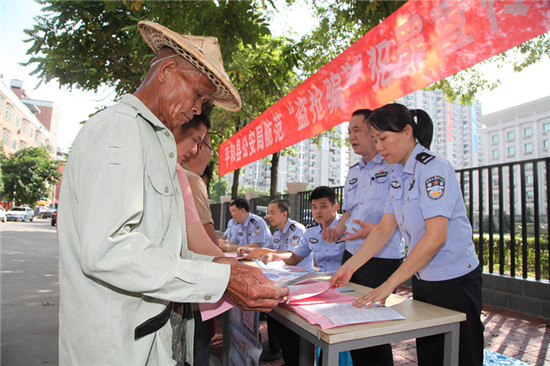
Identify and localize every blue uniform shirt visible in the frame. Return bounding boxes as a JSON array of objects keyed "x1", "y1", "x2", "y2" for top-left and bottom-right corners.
[
  {"x1": 266, "y1": 218, "x2": 313, "y2": 269},
  {"x1": 385, "y1": 143, "x2": 479, "y2": 281},
  {"x1": 223, "y1": 218, "x2": 237, "y2": 242},
  {"x1": 233, "y1": 213, "x2": 272, "y2": 247},
  {"x1": 292, "y1": 214, "x2": 346, "y2": 272},
  {"x1": 343, "y1": 153, "x2": 404, "y2": 258}
]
